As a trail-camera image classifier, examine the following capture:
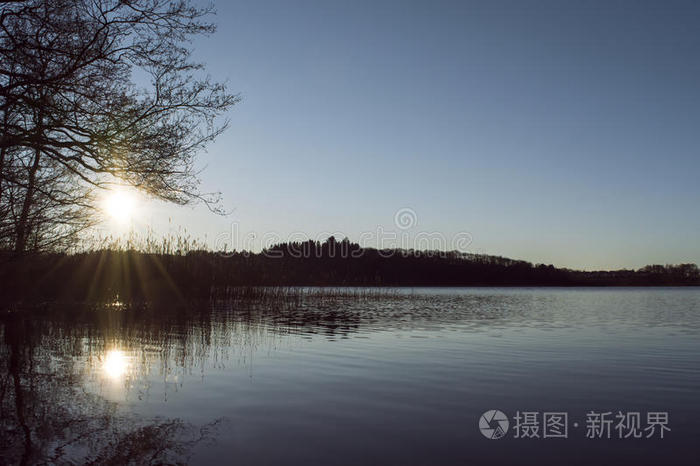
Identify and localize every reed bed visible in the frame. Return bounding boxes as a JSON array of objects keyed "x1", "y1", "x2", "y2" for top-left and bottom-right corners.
[{"x1": 210, "y1": 286, "x2": 401, "y2": 304}]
